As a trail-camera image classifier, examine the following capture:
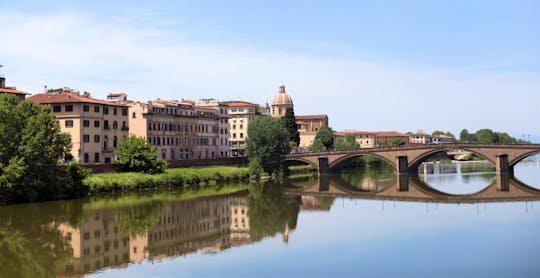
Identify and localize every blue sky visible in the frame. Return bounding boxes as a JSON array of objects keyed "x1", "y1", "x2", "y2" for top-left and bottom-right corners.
[{"x1": 1, "y1": 0, "x2": 539, "y2": 139}]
